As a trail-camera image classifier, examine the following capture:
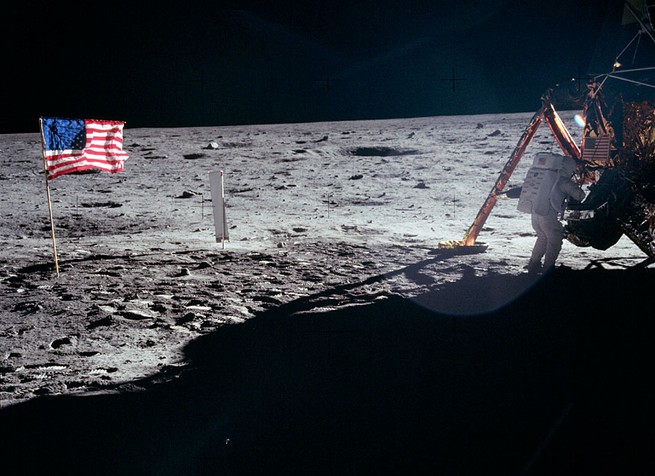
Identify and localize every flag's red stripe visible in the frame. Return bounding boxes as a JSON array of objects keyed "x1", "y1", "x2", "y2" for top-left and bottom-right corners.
[
  {"x1": 47, "y1": 157, "x2": 126, "y2": 171},
  {"x1": 85, "y1": 119, "x2": 125, "y2": 125},
  {"x1": 47, "y1": 158, "x2": 126, "y2": 167},
  {"x1": 86, "y1": 129, "x2": 124, "y2": 141},
  {"x1": 48, "y1": 163, "x2": 125, "y2": 179},
  {"x1": 49, "y1": 161, "x2": 126, "y2": 173},
  {"x1": 46, "y1": 152, "x2": 126, "y2": 164},
  {"x1": 85, "y1": 146, "x2": 128, "y2": 154},
  {"x1": 47, "y1": 160, "x2": 126, "y2": 175}
]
